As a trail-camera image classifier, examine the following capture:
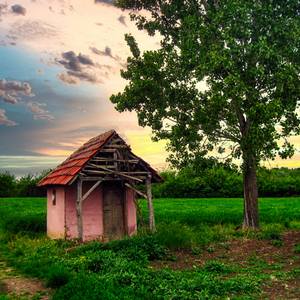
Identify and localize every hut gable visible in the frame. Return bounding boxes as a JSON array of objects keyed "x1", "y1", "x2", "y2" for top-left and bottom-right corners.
[{"x1": 38, "y1": 130, "x2": 162, "y2": 186}]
